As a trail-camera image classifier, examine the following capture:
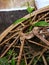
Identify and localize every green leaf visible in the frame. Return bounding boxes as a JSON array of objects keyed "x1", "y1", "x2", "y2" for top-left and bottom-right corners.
[
  {"x1": 11, "y1": 58, "x2": 15, "y2": 65},
  {"x1": 29, "y1": 26, "x2": 33, "y2": 31},
  {"x1": 27, "y1": 7, "x2": 35, "y2": 13},
  {"x1": 34, "y1": 21, "x2": 49, "y2": 26},
  {"x1": 7, "y1": 50, "x2": 13, "y2": 56},
  {"x1": 13, "y1": 18, "x2": 26, "y2": 25},
  {"x1": 20, "y1": 59, "x2": 26, "y2": 65},
  {"x1": 0, "y1": 57, "x2": 10, "y2": 65}
]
